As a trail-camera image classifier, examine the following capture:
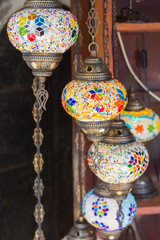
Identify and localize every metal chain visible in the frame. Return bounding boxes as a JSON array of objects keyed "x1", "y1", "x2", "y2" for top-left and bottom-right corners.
[
  {"x1": 32, "y1": 77, "x2": 45, "y2": 240},
  {"x1": 86, "y1": 0, "x2": 100, "y2": 51},
  {"x1": 112, "y1": 0, "x2": 118, "y2": 78},
  {"x1": 117, "y1": 201, "x2": 125, "y2": 229},
  {"x1": 75, "y1": 0, "x2": 84, "y2": 218},
  {"x1": 103, "y1": 0, "x2": 110, "y2": 67}
]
